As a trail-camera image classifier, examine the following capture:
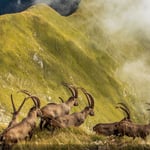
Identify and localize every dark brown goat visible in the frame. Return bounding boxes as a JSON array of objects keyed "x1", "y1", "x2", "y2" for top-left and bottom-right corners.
[
  {"x1": 93, "y1": 103, "x2": 131, "y2": 136},
  {"x1": 117, "y1": 104, "x2": 150, "y2": 140}
]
